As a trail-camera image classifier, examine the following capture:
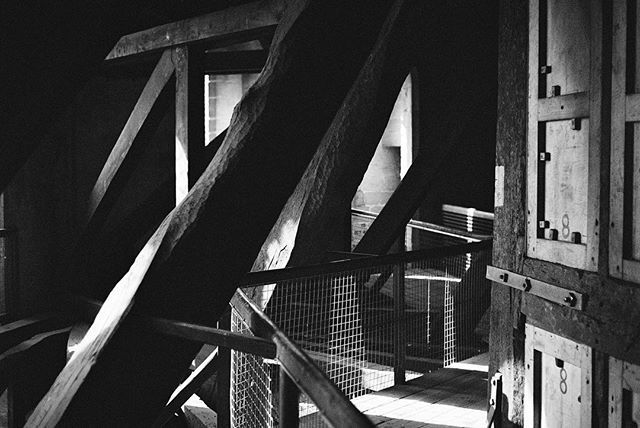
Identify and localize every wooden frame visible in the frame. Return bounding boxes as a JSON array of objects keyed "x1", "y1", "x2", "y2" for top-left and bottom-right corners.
[
  {"x1": 610, "y1": 0, "x2": 640, "y2": 283},
  {"x1": 85, "y1": 49, "x2": 175, "y2": 231},
  {"x1": 609, "y1": 357, "x2": 640, "y2": 427},
  {"x1": 524, "y1": 324, "x2": 592, "y2": 427},
  {"x1": 105, "y1": 0, "x2": 285, "y2": 60},
  {"x1": 173, "y1": 45, "x2": 205, "y2": 204},
  {"x1": 527, "y1": 0, "x2": 602, "y2": 271}
]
